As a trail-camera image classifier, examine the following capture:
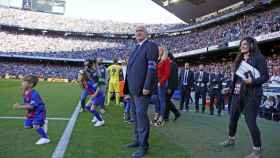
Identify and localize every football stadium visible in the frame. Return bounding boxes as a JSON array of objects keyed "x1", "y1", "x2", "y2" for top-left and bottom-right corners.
[{"x1": 0, "y1": 0, "x2": 279, "y2": 158}]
